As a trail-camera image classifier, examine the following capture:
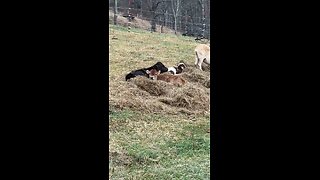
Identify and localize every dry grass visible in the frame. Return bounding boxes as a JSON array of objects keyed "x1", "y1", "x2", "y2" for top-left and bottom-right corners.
[
  {"x1": 109, "y1": 24, "x2": 210, "y2": 115},
  {"x1": 110, "y1": 71, "x2": 210, "y2": 115},
  {"x1": 109, "y1": 24, "x2": 210, "y2": 179}
]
